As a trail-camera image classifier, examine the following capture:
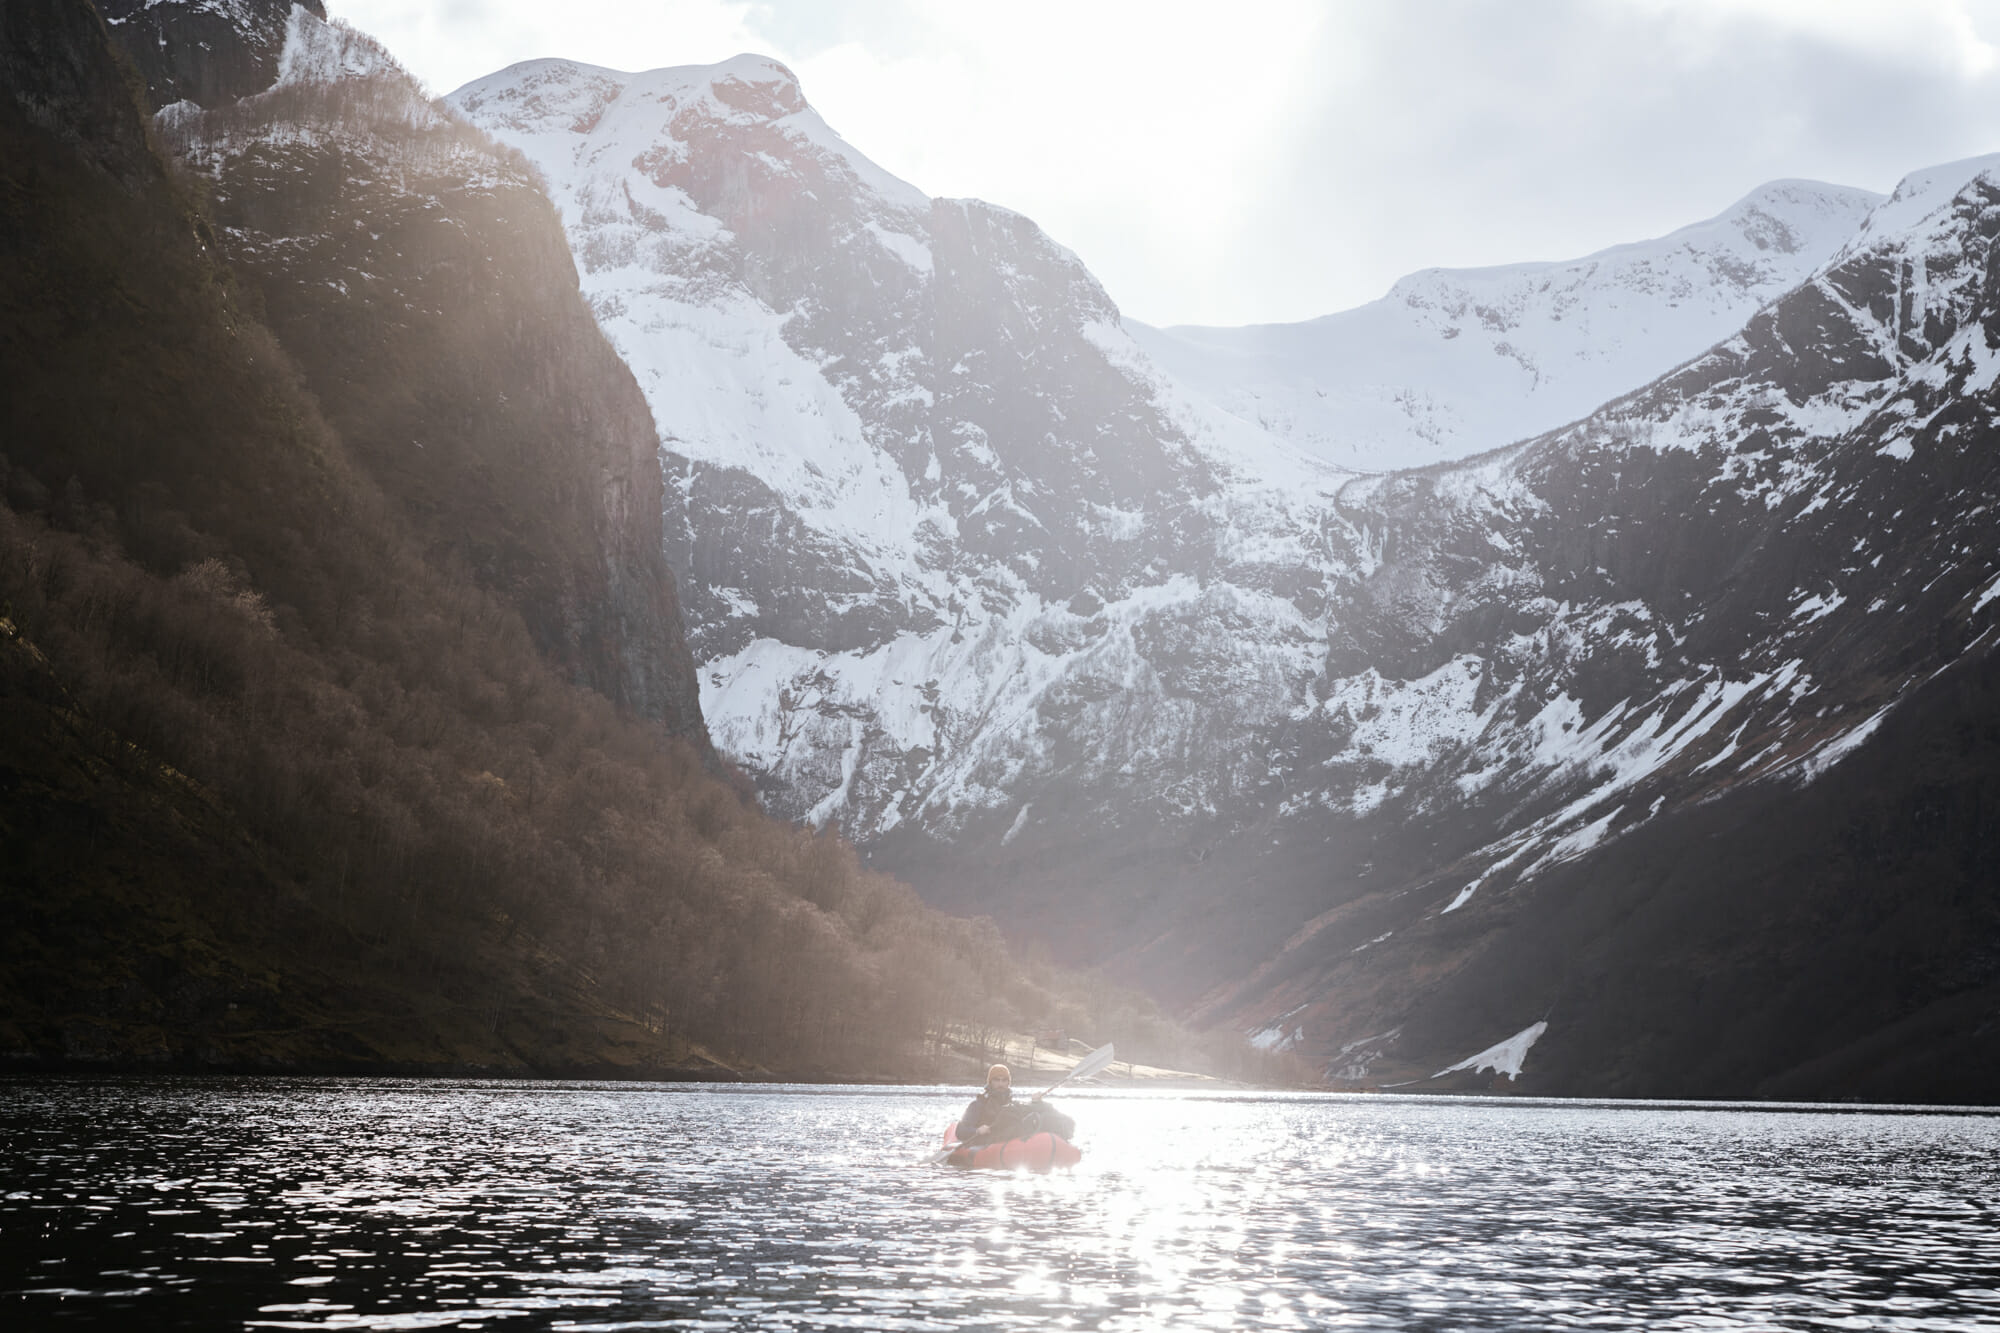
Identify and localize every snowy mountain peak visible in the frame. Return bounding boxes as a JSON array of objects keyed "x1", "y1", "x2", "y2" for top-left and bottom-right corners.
[
  {"x1": 1839, "y1": 151, "x2": 2000, "y2": 255},
  {"x1": 450, "y1": 46, "x2": 1355, "y2": 854},
  {"x1": 1385, "y1": 177, "x2": 1878, "y2": 303},
  {"x1": 450, "y1": 55, "x2": 928, "y2": 215},
  {"x1": 455, "y1": 53, "x2": 803, "y2": 129},
  {"x1": 1130, "y1": 178, "x2": 1882, "y2": 473},
  {"x1": 1701, "y1": 177, "x2": 1886, "y2": 256},
  {"x1": 706, "y1": 52, "x2": 807, "y2": 114}
]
